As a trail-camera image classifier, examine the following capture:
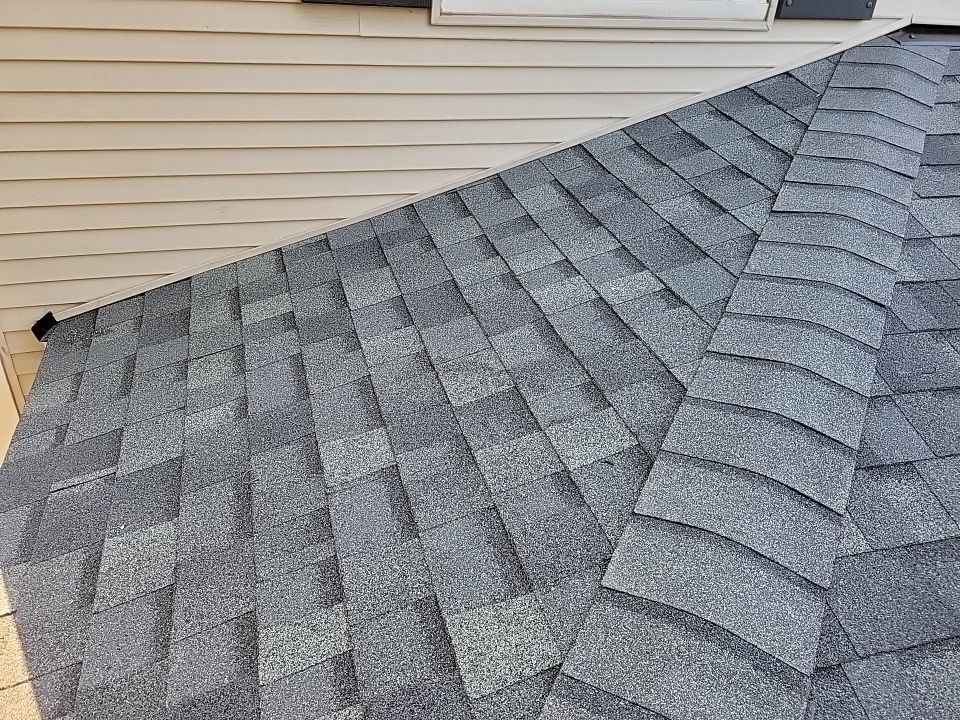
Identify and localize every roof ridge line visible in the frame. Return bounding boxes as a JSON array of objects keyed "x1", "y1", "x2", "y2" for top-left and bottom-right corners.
[{"x1": 554, "y1": 37, "x2": 951, "y2": 720}]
